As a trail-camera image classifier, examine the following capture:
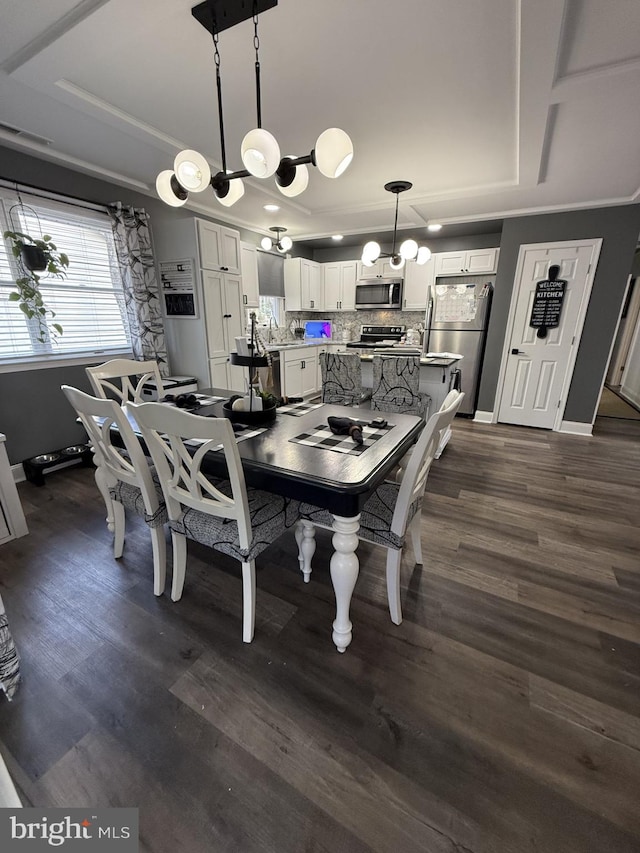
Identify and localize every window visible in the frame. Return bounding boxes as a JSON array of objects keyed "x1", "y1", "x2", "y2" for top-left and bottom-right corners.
[{"x1": 0, "y1": 190, "x2": 131, "y2": 363}]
